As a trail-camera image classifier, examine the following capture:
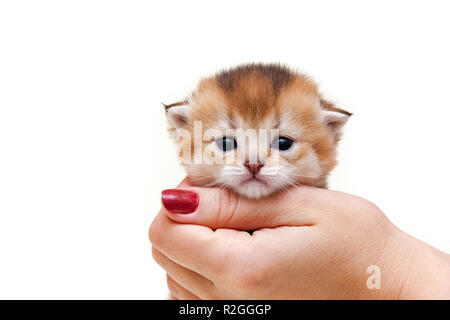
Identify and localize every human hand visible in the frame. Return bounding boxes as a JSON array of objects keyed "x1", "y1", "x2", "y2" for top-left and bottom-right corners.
[{"x1": 149, "y1": 180, "x2": 450, "y2": 299}]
